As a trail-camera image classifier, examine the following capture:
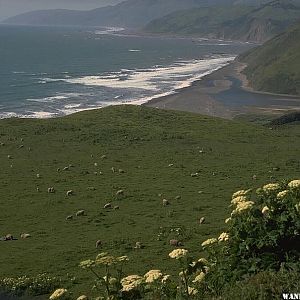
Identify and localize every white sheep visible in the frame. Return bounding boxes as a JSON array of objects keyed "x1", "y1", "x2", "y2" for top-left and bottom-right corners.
[
  {"x1": 116, "y1": 189, "x2": 124, "y2": 196},
  {"x1": 66, "y1": 215, "x2": 73, "y2": 221},
  {"x1": 169, "y1": 239, "x2": 182, "y2": 247},
  {"x1": 48, "y1": 187, "x2": 55, "y2": 193},
  {"x1": 20, "y1": 233, "x2": 31, "y2": 239},
  {"x1": 199, "y1": 217, "x2": 205, "y2": 224},
  {"x1": 66, "y1": 190, "x2": 73, "y2": 196},
  {"x1": 104, "y1": 203, "x2": 112, "y2": 209},
  {"x1": 76, "y1": 210, "x2": 85, "y2": 217},
  {"x1": 95, "y1": 240, "x2": 102, "y2": 248},
  {"x1": 134, "y1": 241, "x2": 143, "y2": 249},
  {"x1": 163, "y1": 199, "x2": 169, "y2": 206}
]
